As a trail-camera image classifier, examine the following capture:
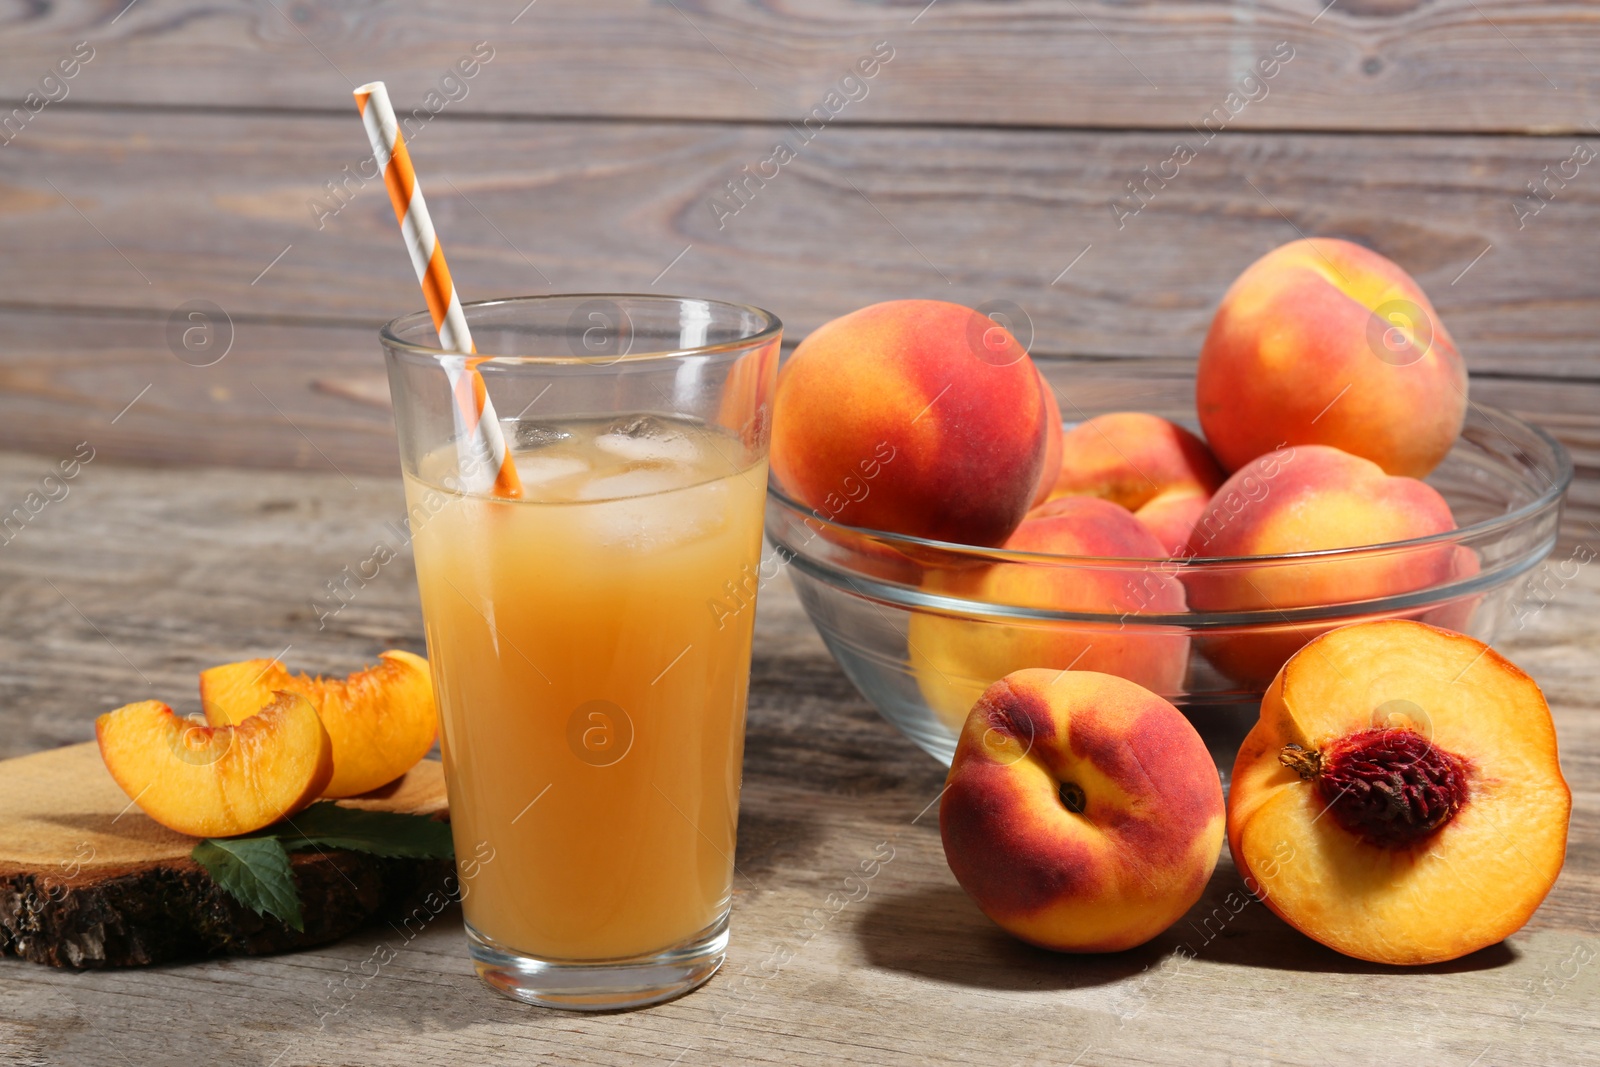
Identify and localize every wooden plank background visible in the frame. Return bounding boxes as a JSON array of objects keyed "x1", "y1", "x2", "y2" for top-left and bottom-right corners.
[
  {"x1": 2, "y1": 114, "x2": 1597, "y2": 370},
  {"x1": 0, "y1": 1, "x2": 1596, "y2": 498},
  {"x1": 2, "y1": 1, "x2": 1598, "y2": 131}
]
